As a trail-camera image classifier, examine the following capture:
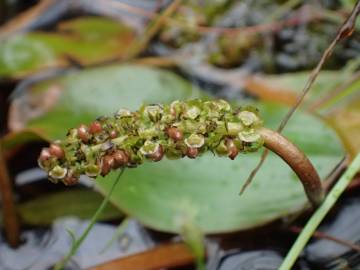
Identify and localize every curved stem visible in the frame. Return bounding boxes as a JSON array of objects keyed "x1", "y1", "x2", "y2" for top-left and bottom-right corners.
[{"x1": 259, "y1": 128, "x2": 324, "y2": 207}]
